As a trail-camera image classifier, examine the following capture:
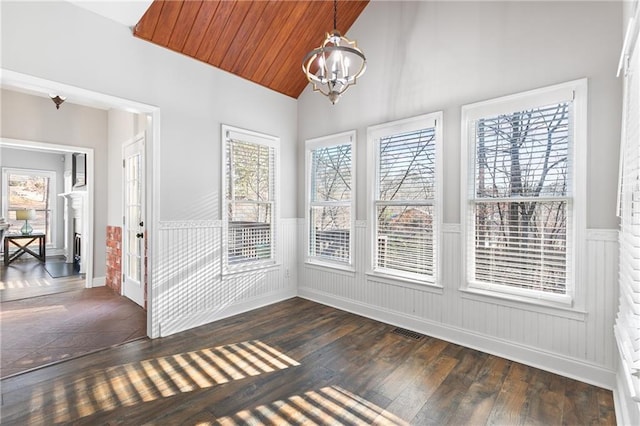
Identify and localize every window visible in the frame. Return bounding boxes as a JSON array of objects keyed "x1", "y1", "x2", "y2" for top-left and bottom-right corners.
[
  {"x1": 2, "y1": 168, "x2": 56, "y2": 245},
  {"x1": 615, "y1": 34, "x2": 640, "y2": 399},
  {"x1": 368, "y1": 113, "x2": 442, "y2": 284},
  {"x1": 305, "y1": 131, "x2": 355, "y2": 267},
  {"x1": 222, "y1": 125, "x2": 278, "y2": 271},
  {"x1": 461, "y1": 79, "x2": 587, "y2": 304}
]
